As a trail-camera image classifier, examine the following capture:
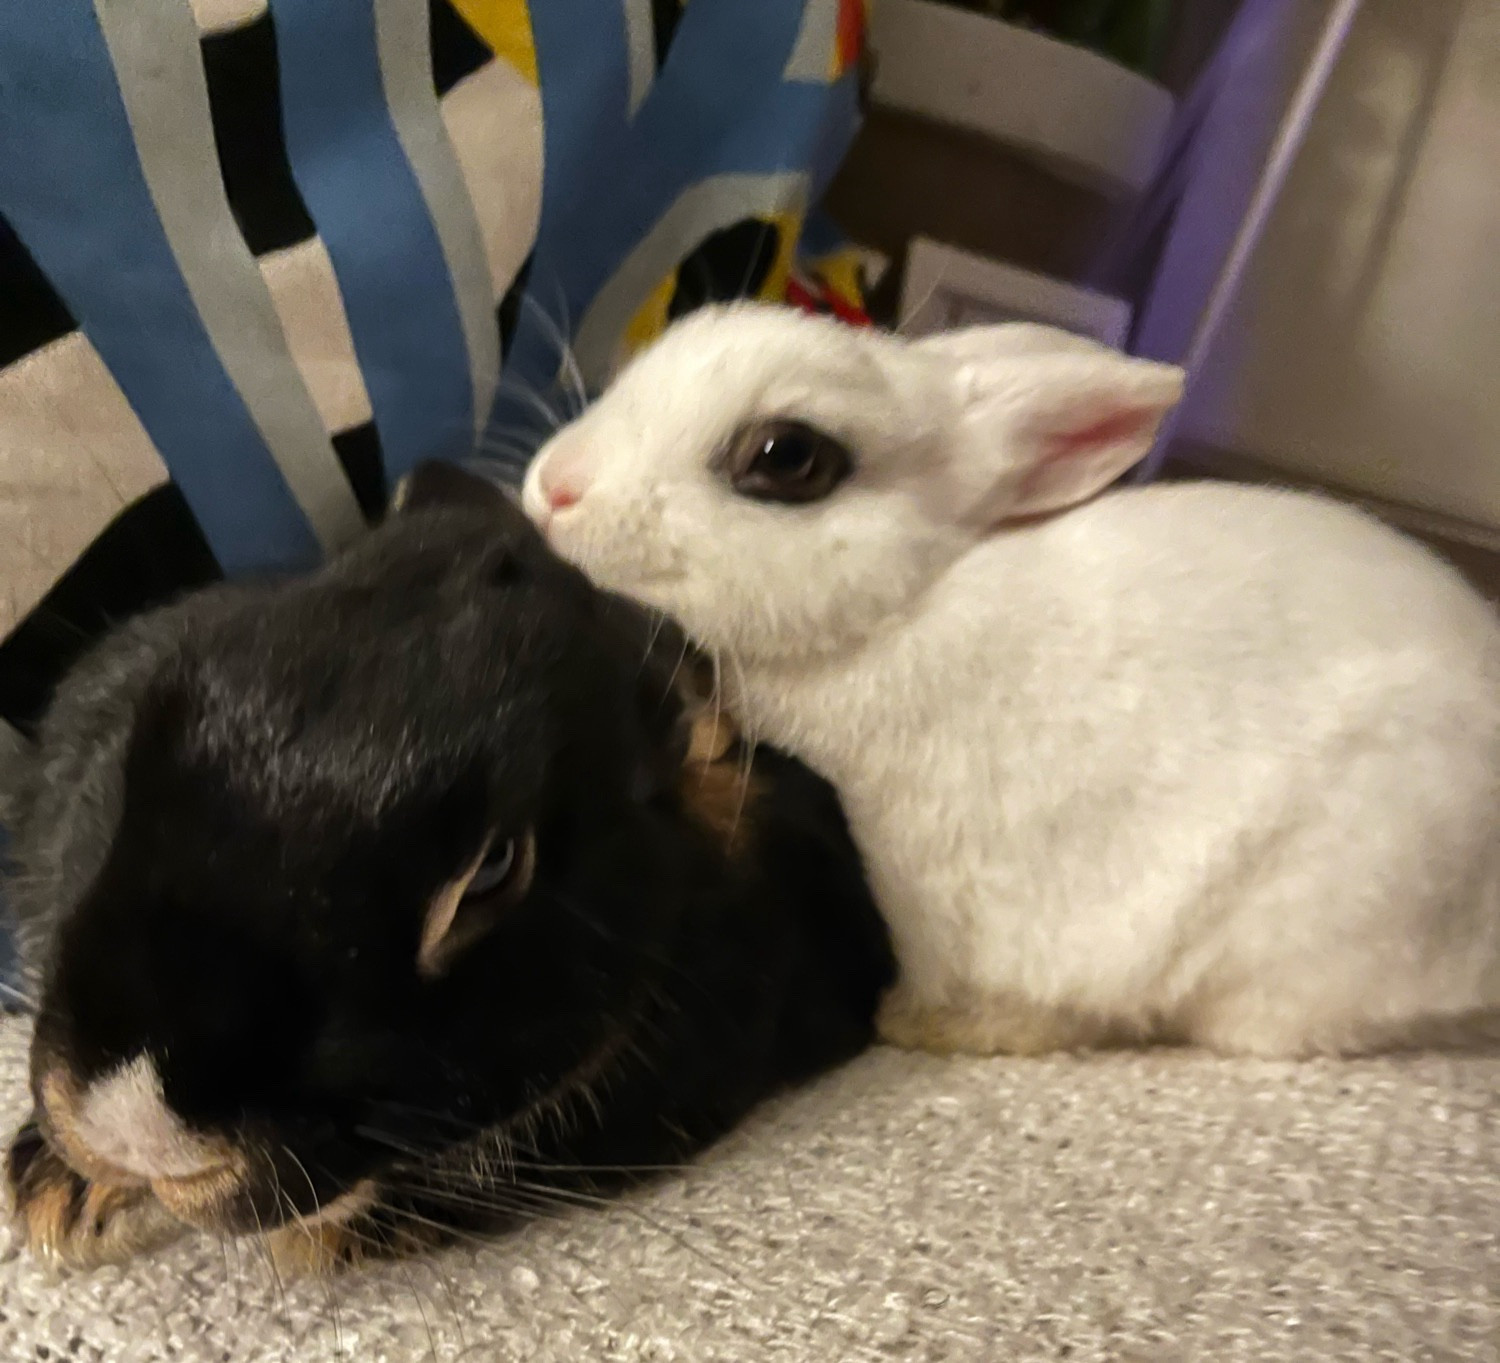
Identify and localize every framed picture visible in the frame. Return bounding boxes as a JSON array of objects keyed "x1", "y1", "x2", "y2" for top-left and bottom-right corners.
[{"x1": 899, "y1": 238, "x2": 1133, "y2": 348}]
